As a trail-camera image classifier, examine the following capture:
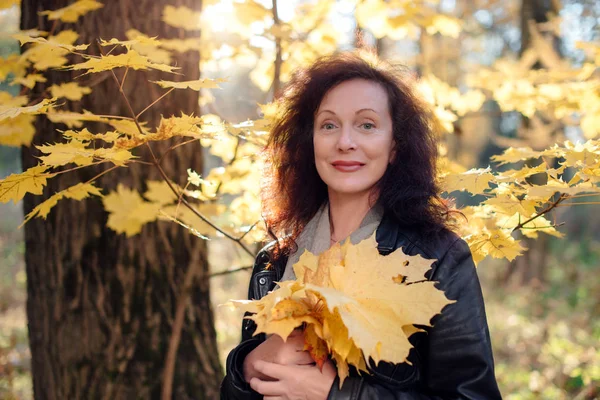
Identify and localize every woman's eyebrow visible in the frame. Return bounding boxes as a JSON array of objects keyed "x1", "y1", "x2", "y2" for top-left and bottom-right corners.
[
  {"x1": 316, "y1": 109, "x2": 336, "y2": 117},
  {"x1": 356, "y1": 108, "x2": 378, "y2": 115}
]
